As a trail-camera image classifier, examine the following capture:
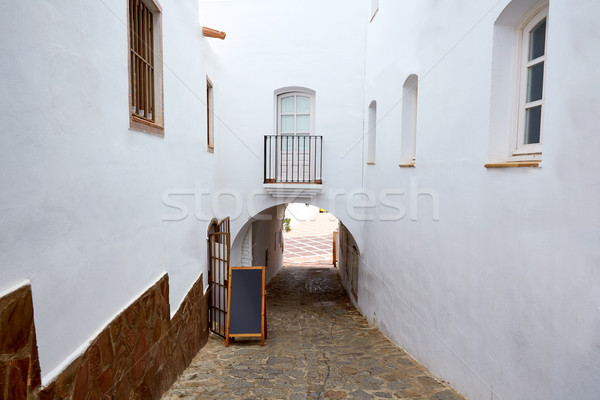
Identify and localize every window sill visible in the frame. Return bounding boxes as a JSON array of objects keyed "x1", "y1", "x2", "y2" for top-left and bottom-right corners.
[
  {"x1": 484, "y1": 161, "x2": 541, "y2": 168},
  {"x1": 399, "y1": 163, "x2": 415, "y2": 168},
  {"x1": 130, "y1": 115, "x2": 164, "y2": 137}
]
